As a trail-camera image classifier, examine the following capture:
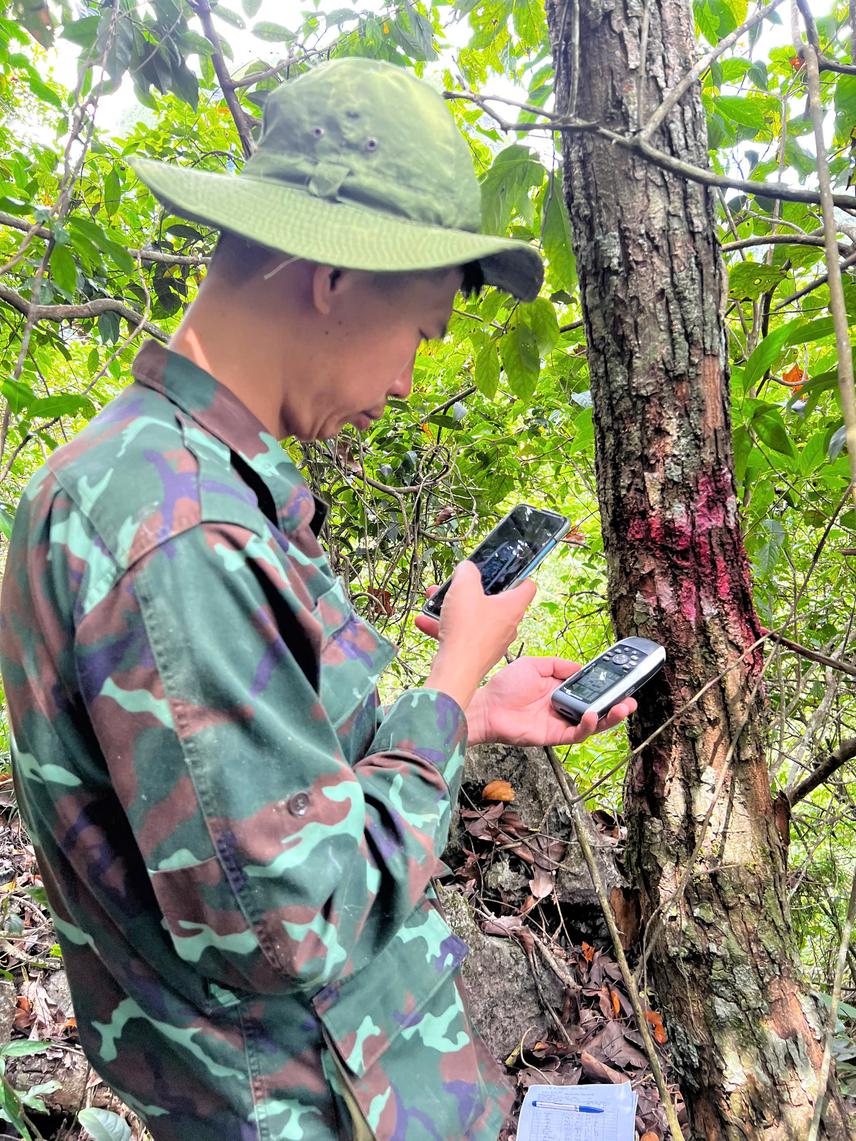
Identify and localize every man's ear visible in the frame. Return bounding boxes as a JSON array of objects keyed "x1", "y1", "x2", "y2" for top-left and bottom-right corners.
[{"x1": 311, "y1": 265, "x2": 348, "y2": 316}]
